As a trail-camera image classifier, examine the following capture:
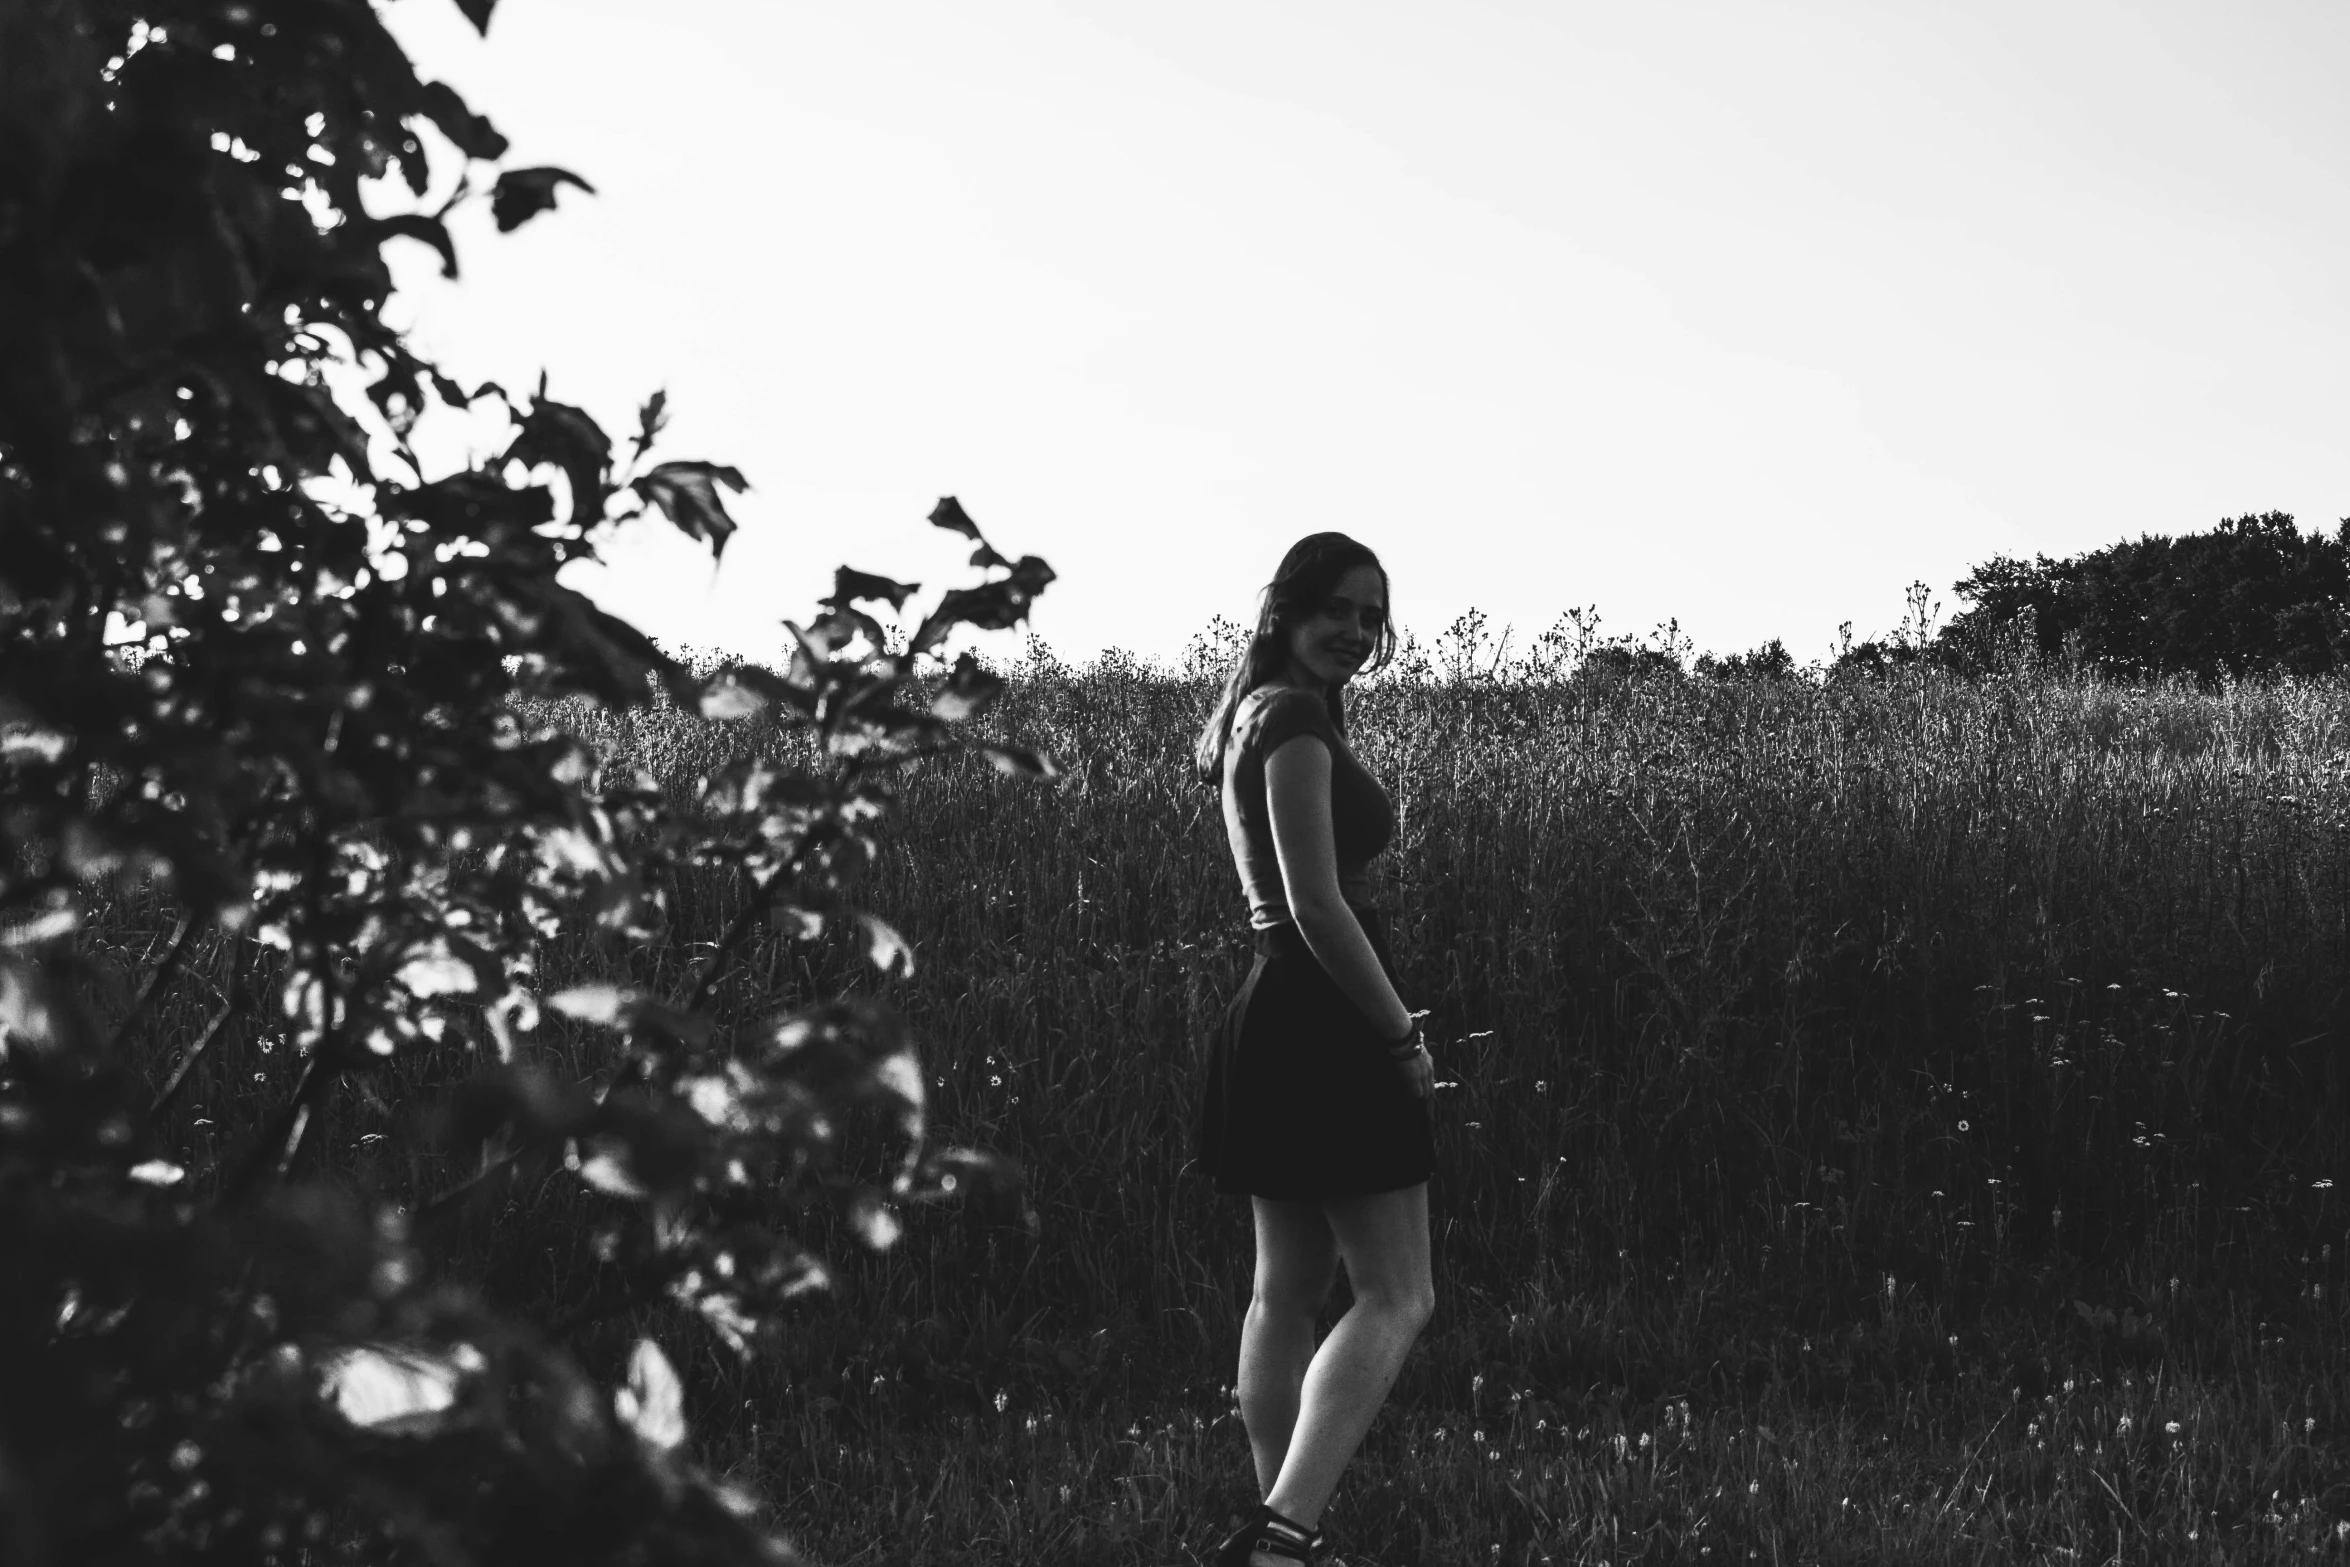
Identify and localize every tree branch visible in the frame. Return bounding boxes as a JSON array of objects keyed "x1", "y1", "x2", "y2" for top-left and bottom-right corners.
[
  {"x1": 151, "y1": 993, "x2": 239, "y2": 1115},
  {"x1": 420, "y1": 863, "x2": 784, "y2": 1222},
  {"x1": 679, "y1": 863, "x2": 781, "y2": 1012},
  {"x1": 106, "y1": 909, "x2": 197, "y2": 1052}
]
